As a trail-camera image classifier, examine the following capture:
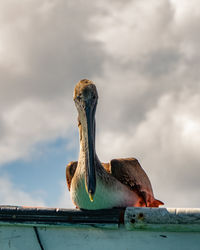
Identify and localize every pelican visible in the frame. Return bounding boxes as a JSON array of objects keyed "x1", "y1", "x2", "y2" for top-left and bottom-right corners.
[{"x1": 66, "y1": 79, "x2": 163, "y2": 210}]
